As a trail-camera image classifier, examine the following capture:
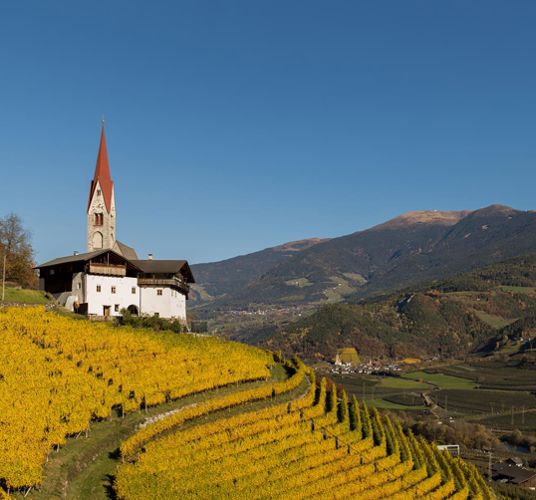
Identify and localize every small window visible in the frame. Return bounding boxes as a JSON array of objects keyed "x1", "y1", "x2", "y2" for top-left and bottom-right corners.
[
  {"x1": 97, "y1": 189, "x2": 101, "y2": 196},
  {"x1": 131, "y1": 287, "x2": 136, "y2": 294},
  {"x1": 77, "y1": 283, "x2": 82, "y2": 289},
  {"x1": 94, "y1": 213, "x2": 103, "y2": 226},
  {"x1": 157, "y1": 289, "x2": 163, "y2": 296},
  {"x1": 111, "y1": 286, "x2": 116, "y2": 294},
  {"x1": 49, "y1": 269, "x2": 55, "y2": 276},
  {"x1": 114, "y1": 304, "x2": 119, "y2": 312},
  {"x1": 96, "y1": 285, "x2": 101, "y2": 292}
]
